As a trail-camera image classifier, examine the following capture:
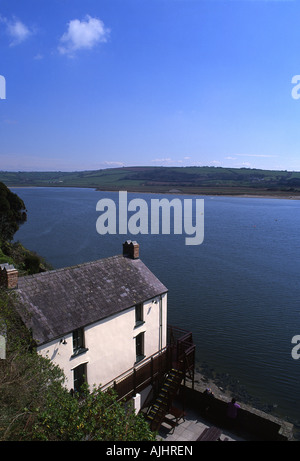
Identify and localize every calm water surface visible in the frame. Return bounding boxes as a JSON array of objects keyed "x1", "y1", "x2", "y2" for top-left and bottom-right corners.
[{"x1": 12, "y1": 187, "x2": 300, "y2": 429}]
